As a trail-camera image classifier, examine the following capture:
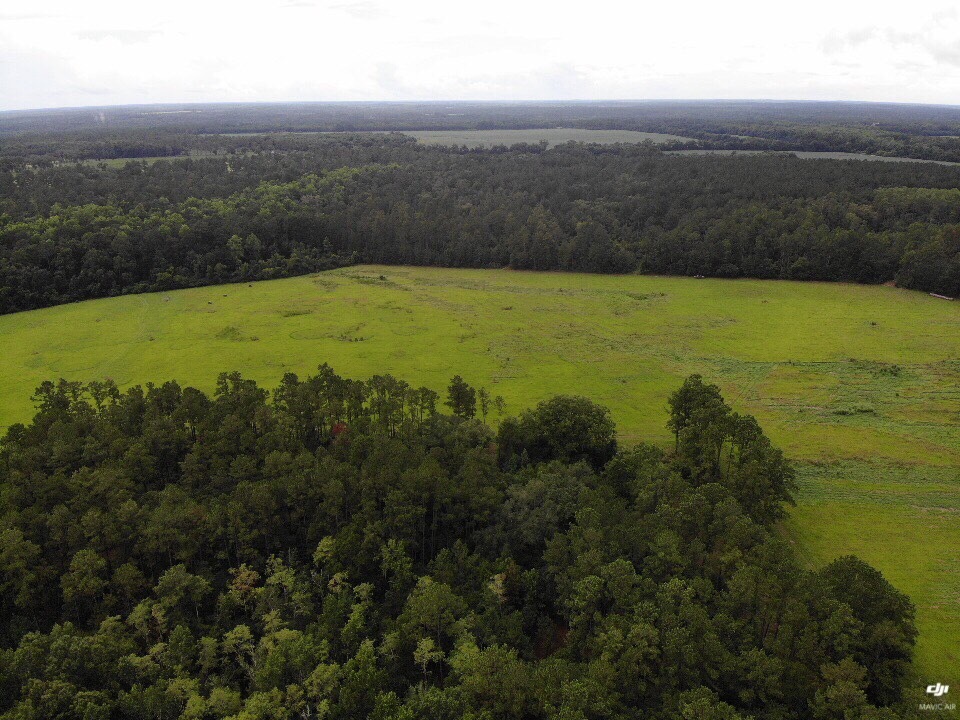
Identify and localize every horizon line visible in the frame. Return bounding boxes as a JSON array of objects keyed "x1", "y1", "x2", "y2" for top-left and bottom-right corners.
[{"x1": 6, "y1": 97, "x2": 960, "y2": 115}]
